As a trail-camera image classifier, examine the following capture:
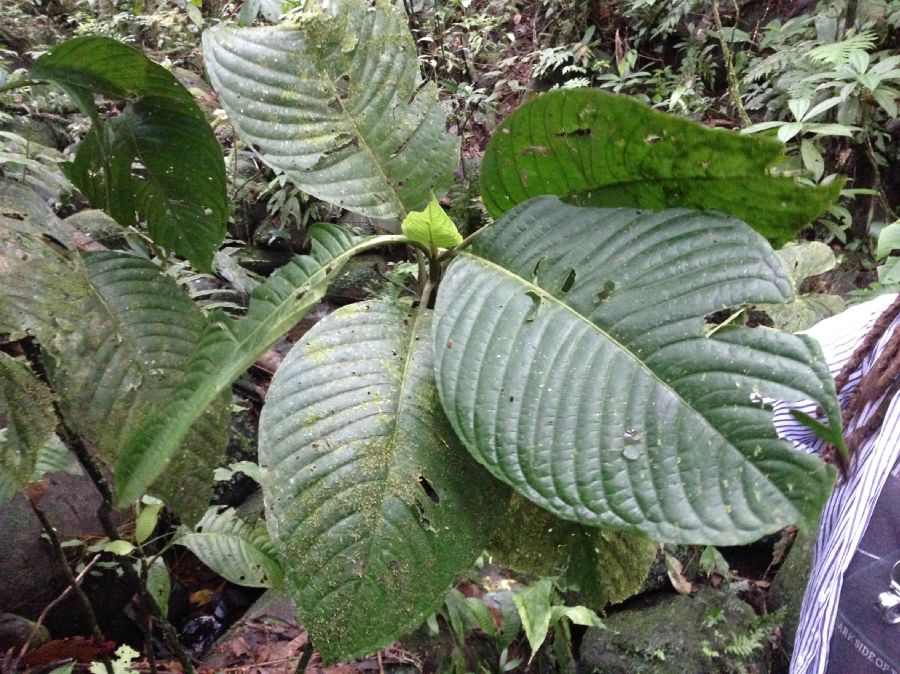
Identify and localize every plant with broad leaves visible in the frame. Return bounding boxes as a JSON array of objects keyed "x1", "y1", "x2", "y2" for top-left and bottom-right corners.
[{"x1": 1, "y1": 0, "x2": 847, "y2": 665}]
